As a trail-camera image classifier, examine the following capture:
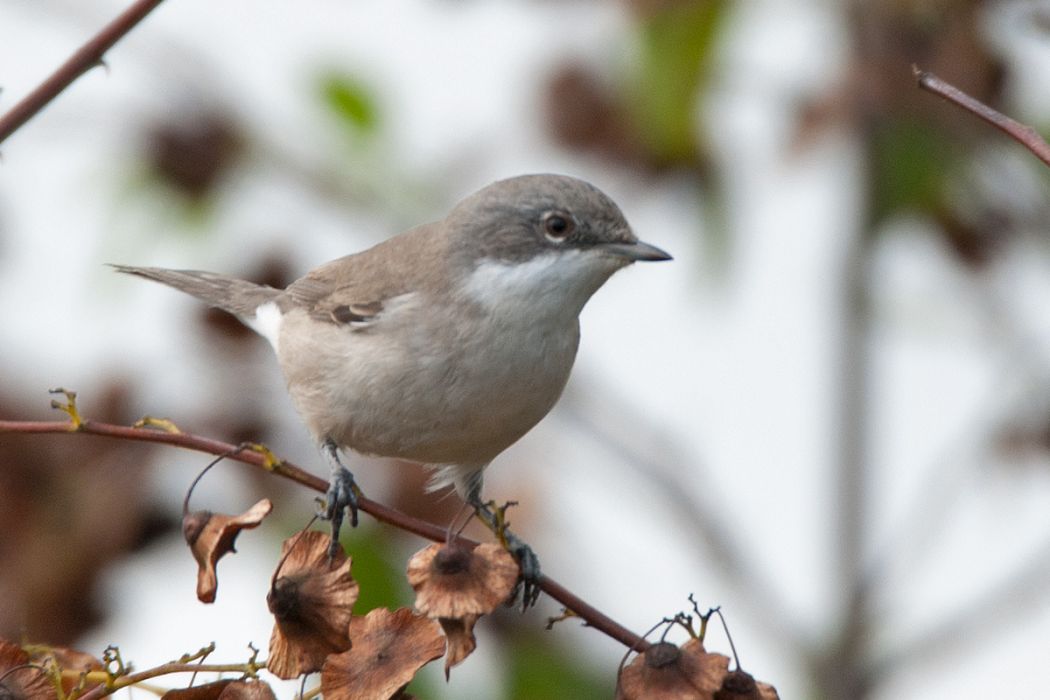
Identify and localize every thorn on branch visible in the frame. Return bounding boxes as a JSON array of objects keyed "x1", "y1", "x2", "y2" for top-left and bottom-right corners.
[
  {"x1": 102, "y1": 645, "x2": 128, "y2": 681},
  {"x1": 243, "y1": 442, "x2": 282, "y2": 471},
  {"x1": 133, "y1": 415, "x2": 182, "y2": 433},
  {"x1": 0, "y1": 0, "x2": 168, "y2": 145},
  {"x1": 48, "y1": 387, "x2": 83, "y2": 430},
  {"x1": 244, "y1": 643, "x2": 262, "y2": 678},
  {"x1": 176, "y1": 642, "x2": 216, "y2": 665},
  {"x1": 545, "y1": 608, "x2": 581, "y2": 630}
]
